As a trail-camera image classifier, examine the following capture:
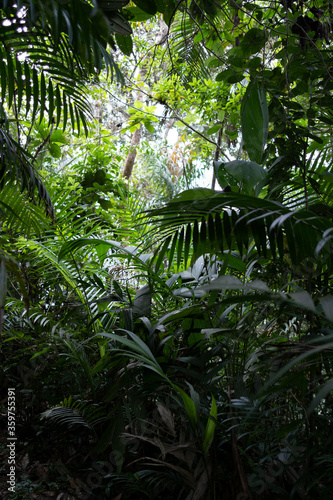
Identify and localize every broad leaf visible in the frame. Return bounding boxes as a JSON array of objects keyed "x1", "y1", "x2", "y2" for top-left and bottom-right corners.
[
  {"x1": 218, "y1": 160, "x2": 267, "y2": 193},
  {"x1": 115, "y1": 33, "x2": 133, "y2": 55},
  {"x1": 320, "y1": 296, "x2": 333, "y2": 322},
  {"x1": 241, "y1": 80, "x2": 269, "y2": 163},
  {"x1": 133, "y1": 284, "x2": 151, "y2": 317},
  {"x1": 133, "y1": 0, "x2": 157, "y2": 15}
]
